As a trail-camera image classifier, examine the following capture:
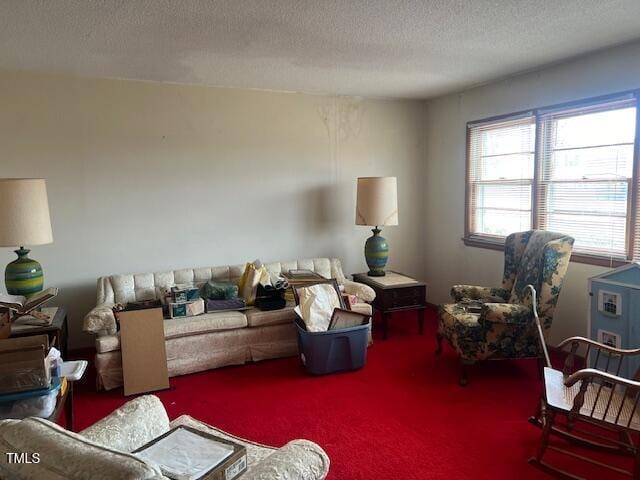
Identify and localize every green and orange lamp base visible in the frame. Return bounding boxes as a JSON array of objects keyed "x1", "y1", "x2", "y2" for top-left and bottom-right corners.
[
  {"x1": 364, "y1": 227, "x2": 389, "y2": 277},
  {"x1": 5, "y1": 247, "x2": 44, "y2": 296}
]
